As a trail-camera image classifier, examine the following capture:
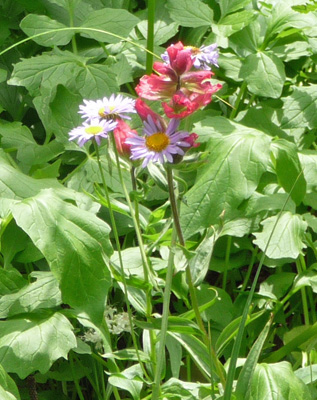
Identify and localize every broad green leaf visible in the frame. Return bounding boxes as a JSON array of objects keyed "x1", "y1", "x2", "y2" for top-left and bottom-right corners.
[
  {"x1": 259, "y1": 272, "x2": 296, "y2": 300},
  {"x1": 8, "y1": 52, "x2": 79, "y2": 95},
  {"x1": 0, "y1": 157, "x2": 63, "y2": 200},
  {"x1": 218, "y1": 53, "x2": 243, "y2": 82},
  {"x1": 220, "y1": 0, "x2": 253, "y2": 17},
  {"x1": 166, "y1": 0, "x2": 213, "y2": 27},
  {"x1": 1, "y1": 220, "x2": 30, "y2": 268},
  {"x1": 80, "y1": 8, "x2": 139, "y2": 43},
  {"x1": 298, "y1": 150, "x2": 317, "y2": 193},
  {"x1": 253, "y1": 212, "x2": 307, "y2": 259},
  {"x1": 44, "y1": 85, "x2": 82, "y2": 143},
  {"x1": 235, "y1": 317, "x2": 272, "y2": 400},
  {"x1": 271, "y1": 139, "x2": 307, "y2": 205},
  {"x1": 108, "y1": 365, "x2": 143, "y2": 400},
  {"x1": 0, "y1": 364, "x2": 20, "y2": 400},
  {"x1": 246, "y1": 361, "x2": 312, "y2": 400},
  {"x1": 0, "y1": 69, "x2": 7, "y2": 83},
  {"x1": 180, "y1": 127, "x2": 270, "y2": 239},
  {"x1": 216, "y1": 10, "x2": 257, "y2": 37},
  {"x1": 0, "y1": 121, "x2": 64, "y2": 166},
  {"x1": 11, "y1": 189, "x2": 113, "y2": 324},
  {"x1": 74, "y1": 63, "x2": 119, "y2": 99},
  {"x1": 20, "y1": 14, "x2": 73, "y2": 46},
  {"x1": 189, "y1": 227, "x2": 218, "y2": 286},
  {"x1": 0, "y1": 272, "x2": 62, "y2": 318},
  {"x1": 295, "y1": 365, "x2": 317, "y2": 384},
  {"x1": 240, "y1": 52, "x2": 286, "y2": 98},
  {"x1": 293, "y1": 266, "x2": 317, "y2": 294},
  {"x1": 0, "y1": 268, "x2": 27, "y2": 296},
  {"x1": 281, "y1": 85, "x2": 317, "y2": 129},
  {"x1": 166, "y1": 336, "x2": 182, "y2": 378},
  {"x1": 0, "y1": 312, "x2": 76, "y2": 379}
]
